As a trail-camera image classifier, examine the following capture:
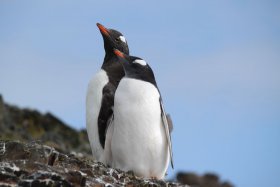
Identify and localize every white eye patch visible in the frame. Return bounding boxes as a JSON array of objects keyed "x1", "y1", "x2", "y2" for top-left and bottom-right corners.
[
  {"x1": 133, "y1": 59, "x2": 147, "y2": 66},
  {"x1": 119, "y1": 36, "x2": 126, "y2": 43}
]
